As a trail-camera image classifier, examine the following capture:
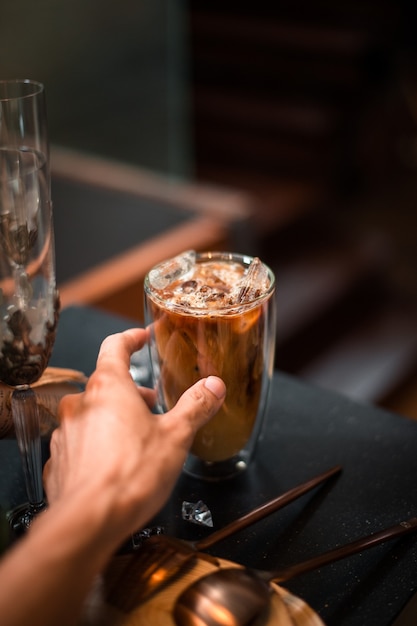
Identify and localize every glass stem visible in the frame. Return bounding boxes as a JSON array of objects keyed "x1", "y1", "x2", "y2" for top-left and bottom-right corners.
[{"x1": 11, "y1": 386, "x2": 45, "y2": 507}]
